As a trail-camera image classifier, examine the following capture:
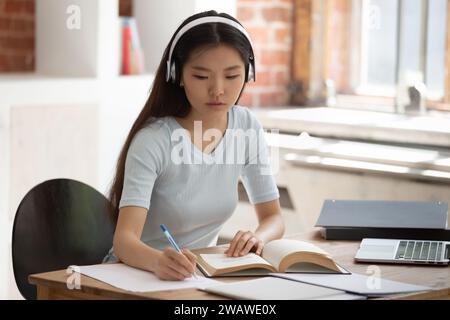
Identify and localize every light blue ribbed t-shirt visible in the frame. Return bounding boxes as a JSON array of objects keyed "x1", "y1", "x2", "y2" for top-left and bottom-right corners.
[{"x1": 103, "y1": 105, "x2": 279, "y2": 263}]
